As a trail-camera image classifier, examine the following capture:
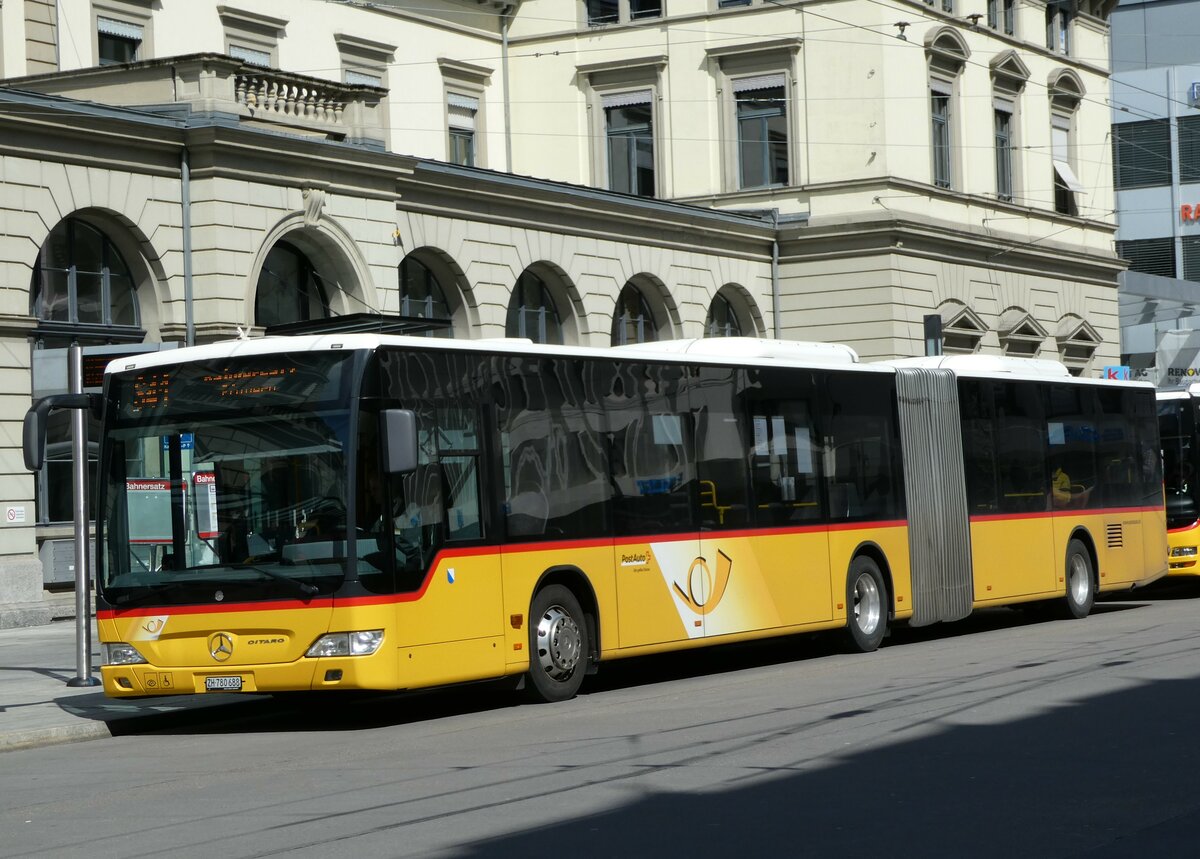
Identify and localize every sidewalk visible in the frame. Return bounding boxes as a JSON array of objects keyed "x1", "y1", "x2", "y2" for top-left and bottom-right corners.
[{"x1": 0, "y1": 615, "x2": 246, "y2": 753}]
